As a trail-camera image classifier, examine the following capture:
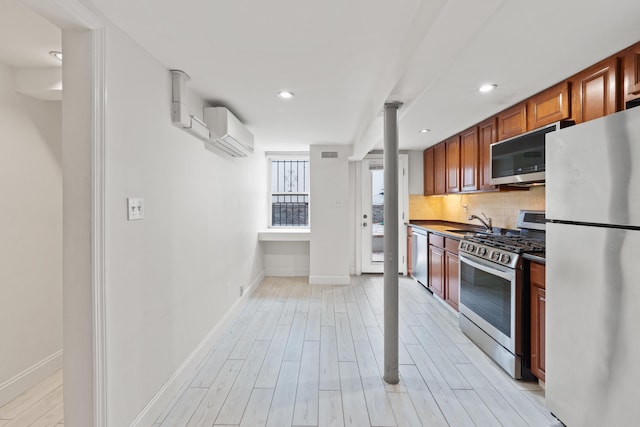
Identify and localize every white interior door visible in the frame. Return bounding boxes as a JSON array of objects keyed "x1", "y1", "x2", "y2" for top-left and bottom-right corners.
[{"x1": 360, "y1": 156, "x2": 408, "y2": 274}]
